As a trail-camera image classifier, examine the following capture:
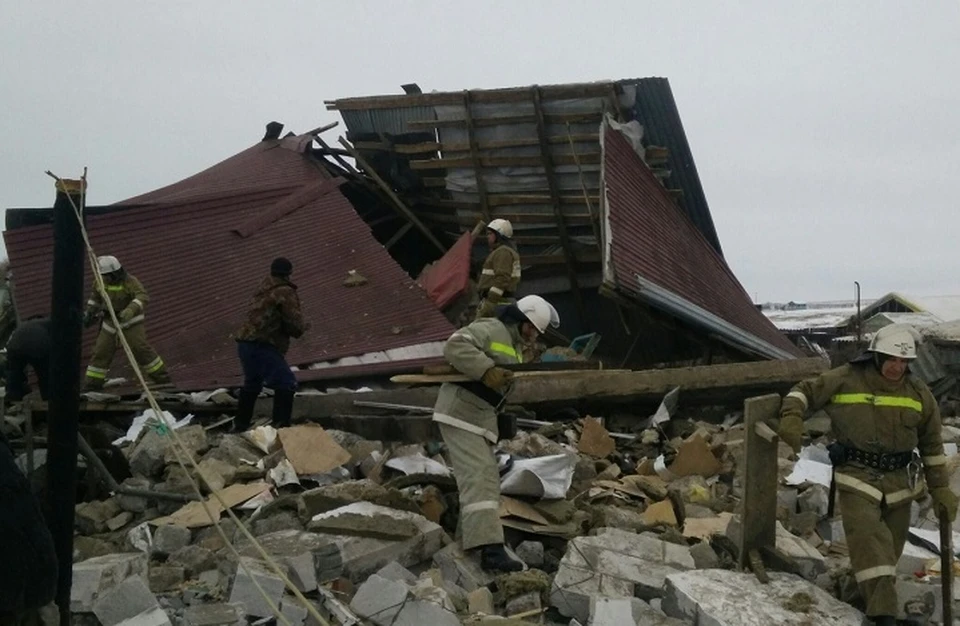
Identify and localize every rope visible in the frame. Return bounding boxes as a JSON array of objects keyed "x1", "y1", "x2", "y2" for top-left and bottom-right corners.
[{"x1": 45, "y1": 171, "x2": 334, "y2": 626}]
